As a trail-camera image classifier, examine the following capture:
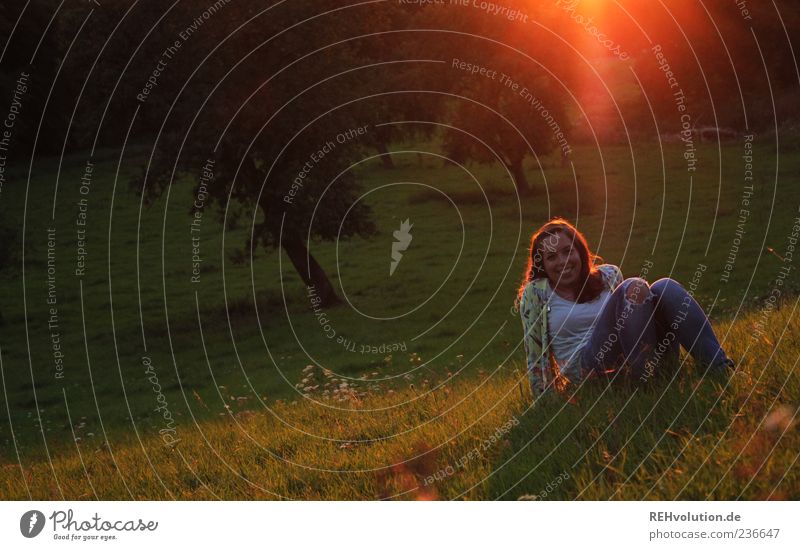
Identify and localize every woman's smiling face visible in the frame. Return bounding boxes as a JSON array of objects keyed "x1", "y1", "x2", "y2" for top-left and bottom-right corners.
[{"x1": 539, "y1": 230, "x2": 582, "y2": 290}]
